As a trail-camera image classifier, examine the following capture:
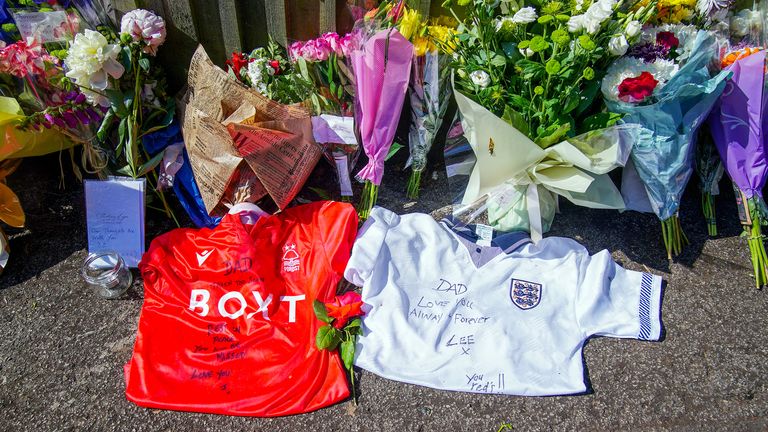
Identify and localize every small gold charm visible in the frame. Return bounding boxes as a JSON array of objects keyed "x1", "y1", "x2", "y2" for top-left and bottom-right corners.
[{"x1": 488, "y1": 137, "x2": 495, "y2": 155}]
